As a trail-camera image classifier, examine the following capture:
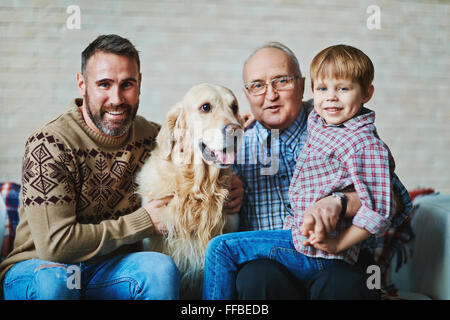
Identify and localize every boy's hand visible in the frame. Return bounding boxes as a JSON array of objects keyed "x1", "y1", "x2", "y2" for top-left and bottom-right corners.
[
  {"x1": 300, "y1": 195, "x2": 342, "y2": 242},
  {"x1": 304, "y1": 225, "x2": 371, "y2": 255},
  {"x1": 303, "y1": 231, "x2": 339, "y2": 254}
]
